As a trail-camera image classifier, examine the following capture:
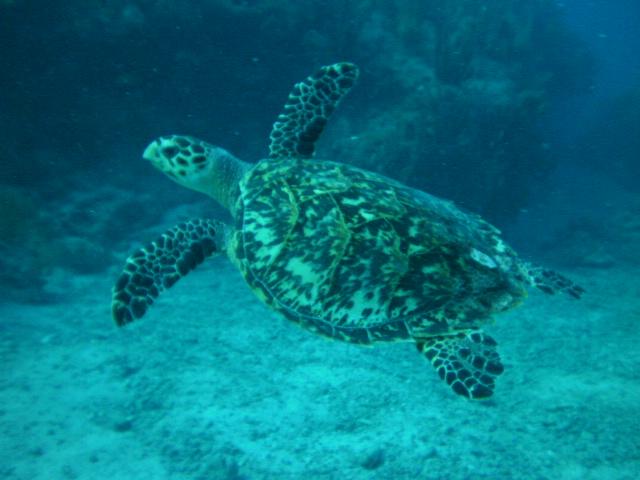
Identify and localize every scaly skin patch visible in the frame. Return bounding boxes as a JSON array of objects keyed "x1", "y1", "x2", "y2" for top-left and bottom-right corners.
[{"x1": 233, "y1": 158, "x2": 529, "y2": 345}]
